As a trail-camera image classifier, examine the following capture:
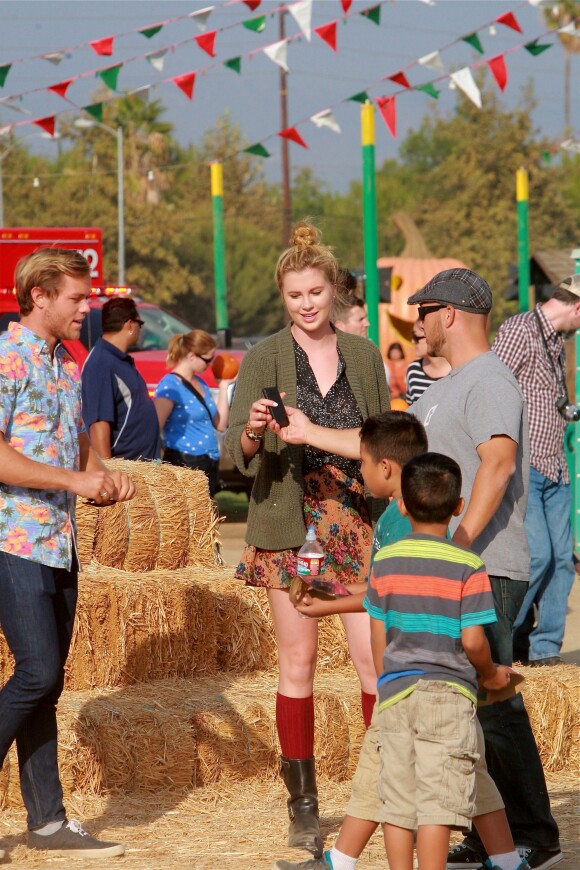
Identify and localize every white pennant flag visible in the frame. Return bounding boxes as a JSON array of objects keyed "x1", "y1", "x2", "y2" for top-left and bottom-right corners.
[
  {"x1": 0, "y1": 125, "x2": 12, "y2": 138},
  {"x1": 42, "y1": 51, "x2": 66, "y2": 65},
  {"x1": 450, "y1": 68, "x2": 482, "y2": 108},
  {"x1": 417, "y1": 0, "x2": 435, "y2": 5},
  {"x1": 289, "y1": 0, "x2": 313, "y2": 42},
  {"x1": 189, "y1": 6, "x2": 214, "y2": 32},
  {"x1": 561, "y1": 138, "x2": 580, "y2": 154},
  {"x1": 558, "y1": 21, "x2": 579, "y2": 38},
  {"x1": 147, "y1": 50, "x2": 168, "y2": 72},
  {"x1": 310, "y1": 109, "x2": 341, "y2": 133},
  {"x1": 0, "y1": 99, "x2": 31, "y2": 115},
  {"x1": 418, "y1": 50, "x2": 444, "y2": 73},
  {"x1": 263, "y1": 40, "x2": 289, "y2": 73}
]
